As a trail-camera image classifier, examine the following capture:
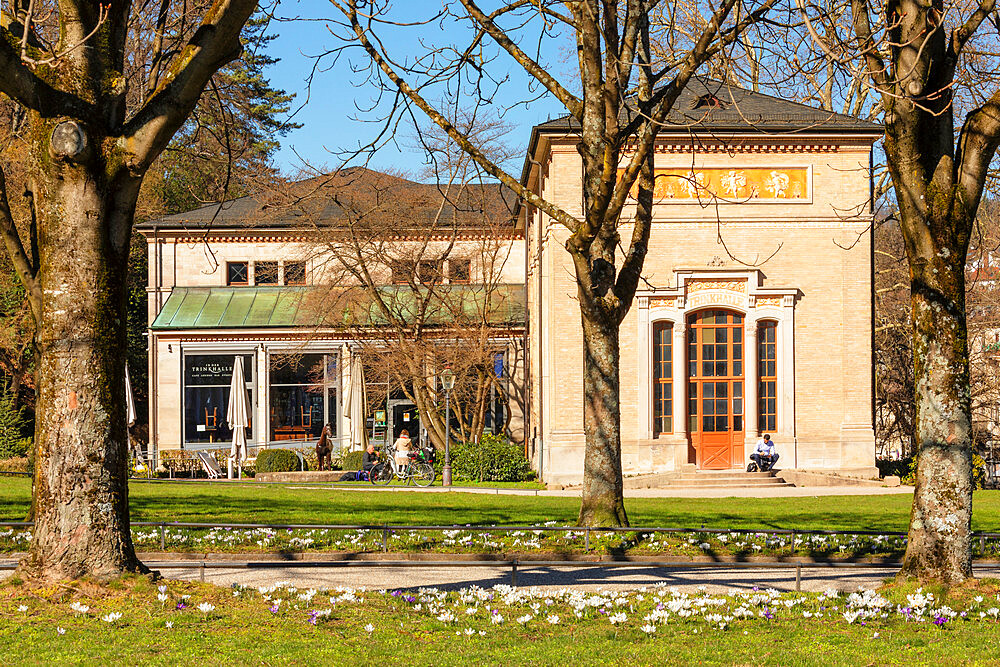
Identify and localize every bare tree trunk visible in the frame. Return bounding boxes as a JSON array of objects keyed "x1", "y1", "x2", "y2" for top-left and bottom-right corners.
[
  {"x1": 577, "y1": 303, "x2": 628, "y2": 526},
  {"x1": 18, "y1": 170, "x2": 146, "y2": 580},
  {"x1": 900, "y1": 249, "x2": 973, "y2": 582}
]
